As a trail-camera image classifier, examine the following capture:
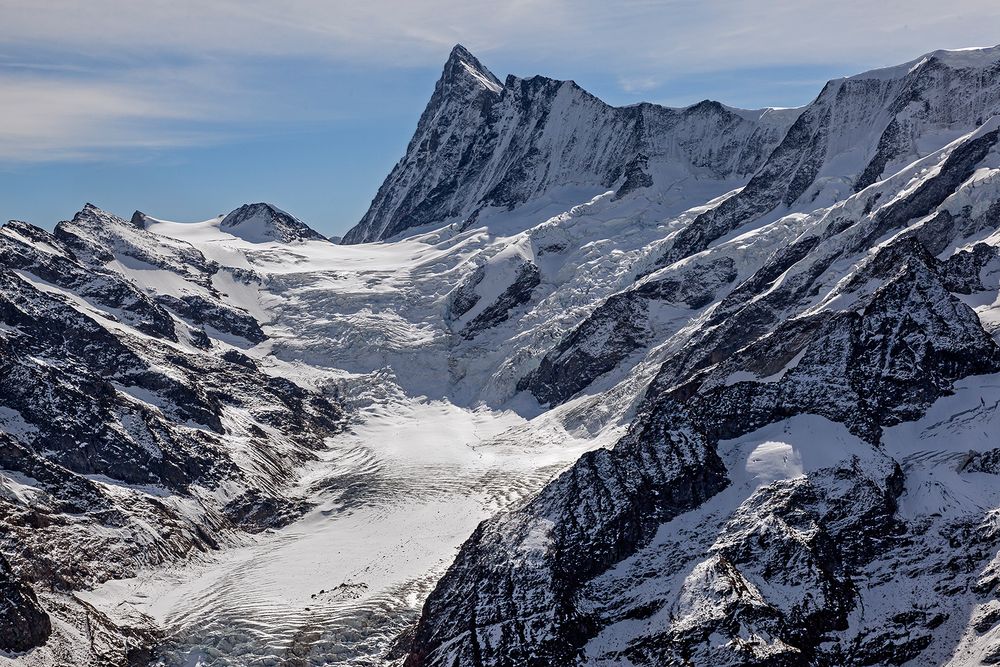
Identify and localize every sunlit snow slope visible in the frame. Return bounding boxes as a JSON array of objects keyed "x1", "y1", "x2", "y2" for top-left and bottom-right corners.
[
  {"x1": 69, "y1": 214, "x2": 619, "y2": 667},
  {"x1": 3, "y1": 43, "x2": 1000, "y2": 667}
]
